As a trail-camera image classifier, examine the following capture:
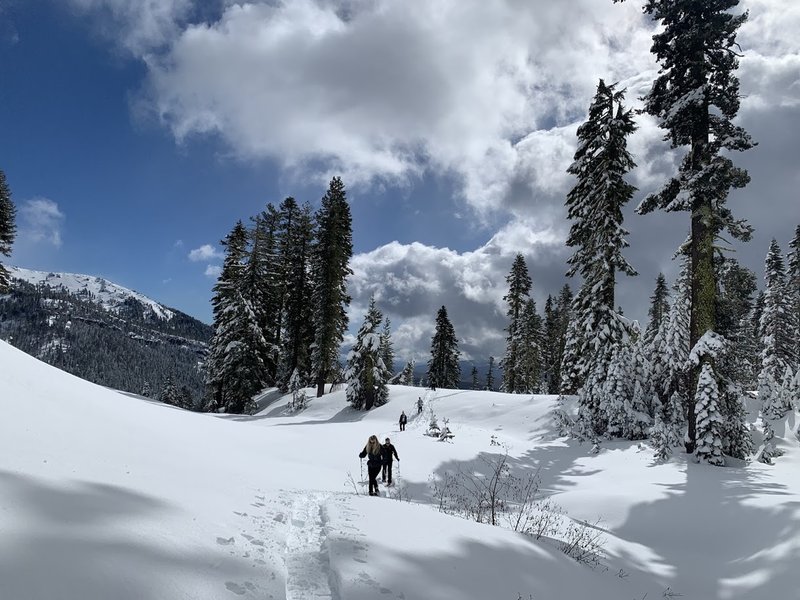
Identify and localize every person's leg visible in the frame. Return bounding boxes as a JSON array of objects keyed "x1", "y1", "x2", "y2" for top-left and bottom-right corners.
[
  {"x1": 387, "y1": 462, "x2": 393, "y2": 485},
  {"x1": 381, "y1": 464, "x2": 387, "y2": 482},
  {"x1": 368, "y1": 465, "x2": 378, "y2": 495}
]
